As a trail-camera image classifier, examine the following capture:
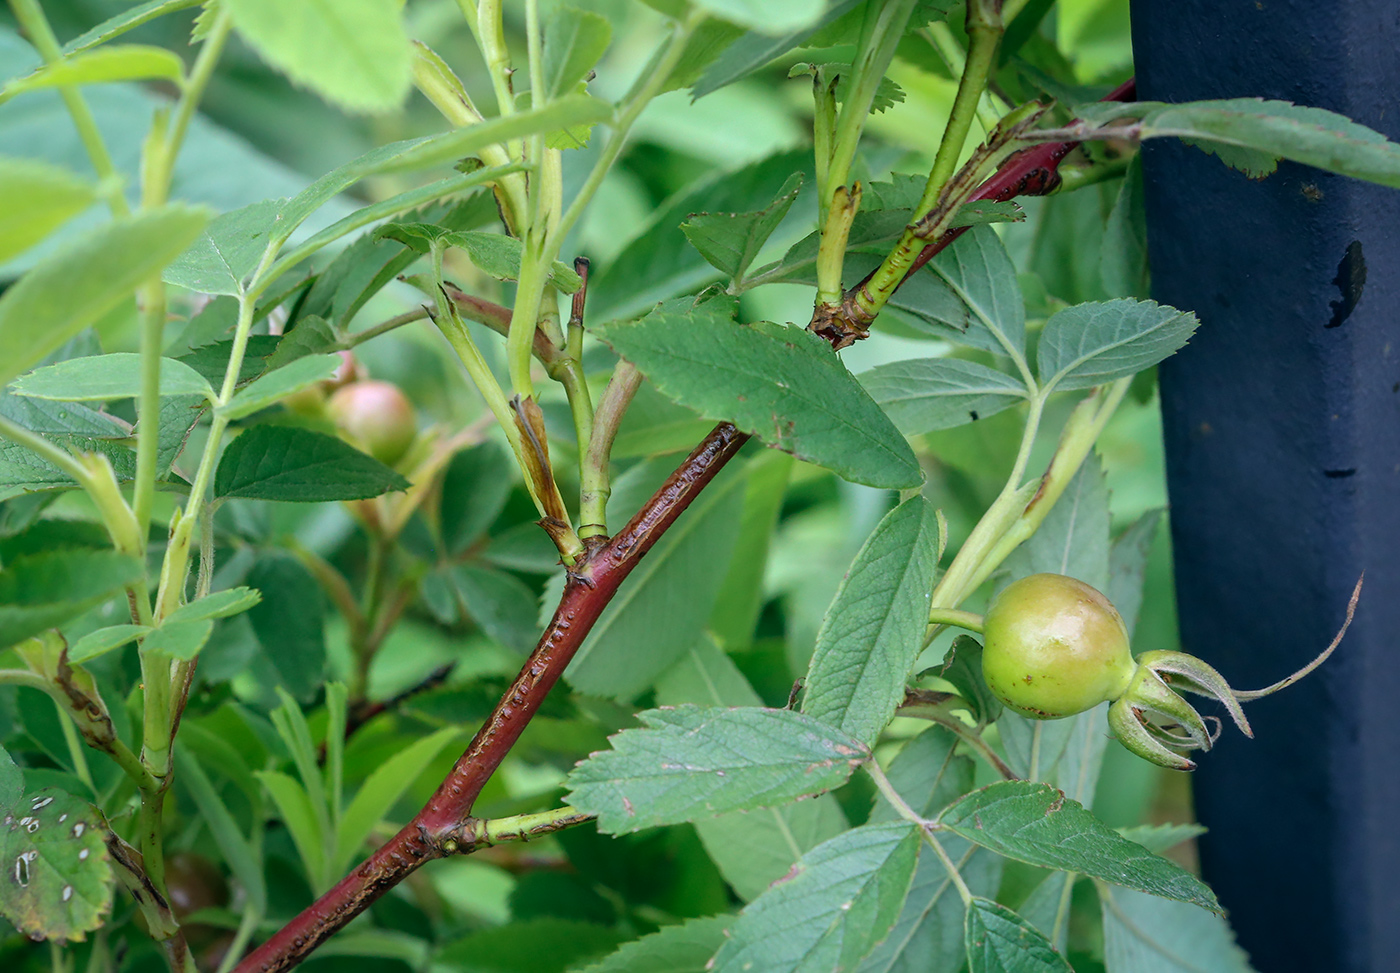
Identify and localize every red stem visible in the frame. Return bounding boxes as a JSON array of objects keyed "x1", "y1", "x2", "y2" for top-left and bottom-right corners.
[
  {"x1": 233, "y1": 78, "x2": 1138, "y2": 973},
  {"x1": 235, "y1": 425, "x2": 748, "y2": 973},
  {"x1": 900, "y1": 78, "x2": 1137, "y2": 283}
]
